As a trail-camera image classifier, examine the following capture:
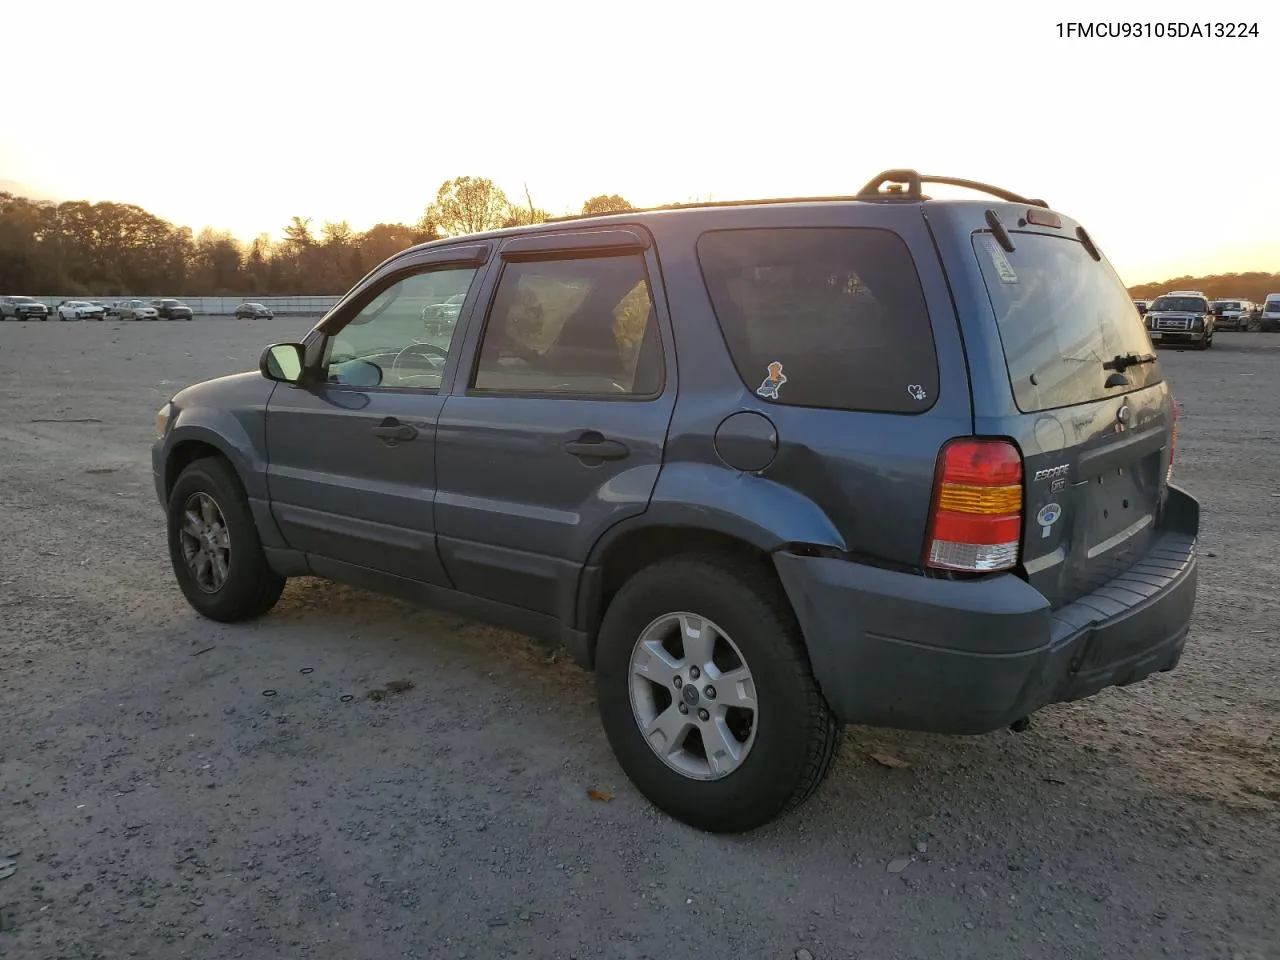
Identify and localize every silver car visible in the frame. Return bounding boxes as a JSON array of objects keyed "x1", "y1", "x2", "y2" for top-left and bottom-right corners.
[{"x1": 114, "y1": 299, "x2": 161, "y2": 321}]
